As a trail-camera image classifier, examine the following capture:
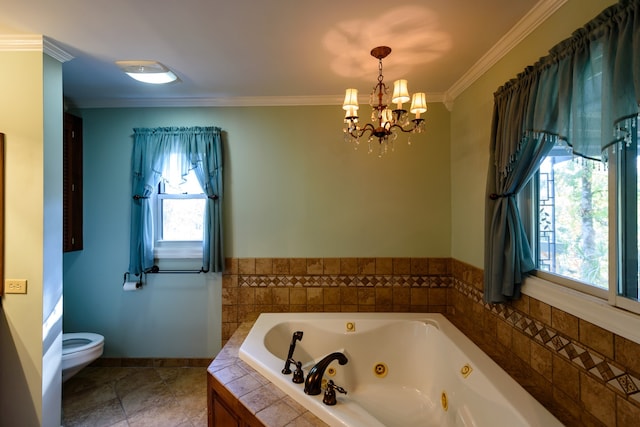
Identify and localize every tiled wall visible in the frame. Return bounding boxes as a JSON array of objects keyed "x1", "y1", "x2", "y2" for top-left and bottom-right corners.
[
  {"x1": 221, "y1": 257, "x2": 640, "y2": 426},
  {"x1": 449, "y1": 259, "x2": 640, "y2": 427},
  {"x1": 222, "y1": 257, "x2": 451, "y2": 343}
]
